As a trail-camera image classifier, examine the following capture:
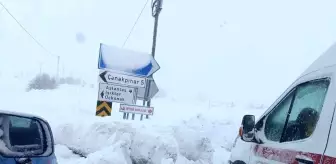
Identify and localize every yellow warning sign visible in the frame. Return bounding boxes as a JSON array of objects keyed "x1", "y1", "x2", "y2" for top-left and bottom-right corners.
[{"x1": 96, "y1": 101, "x2": 112, "y2": 117}]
